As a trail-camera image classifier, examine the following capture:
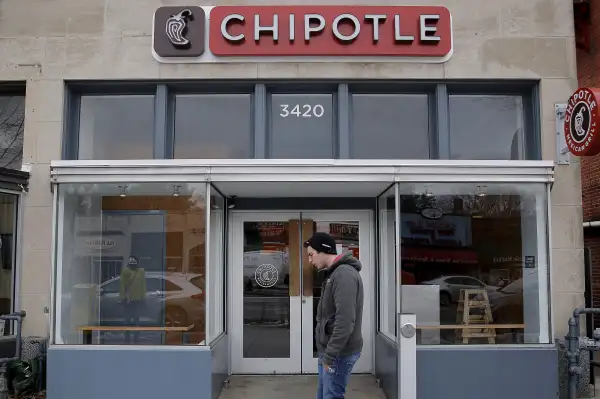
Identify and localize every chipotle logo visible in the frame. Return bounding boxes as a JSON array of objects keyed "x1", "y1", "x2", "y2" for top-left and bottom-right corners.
[
  {"x1": 153, "y1": 6, "x2": 205, "y2": 57},
  {"x1": 564, "y1": 87, "x2": 600, "y2": 157},
  {"x1": 152, "y1": 5, "x2": 453, "y2": 61}
]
